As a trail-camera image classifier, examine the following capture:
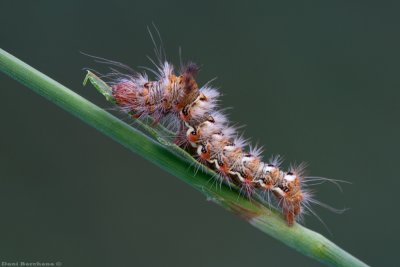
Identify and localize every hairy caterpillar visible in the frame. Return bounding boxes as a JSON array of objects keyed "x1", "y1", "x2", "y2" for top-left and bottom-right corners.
[{"x1": 88, "y1": 30, "x2": 344, "y2": 226}]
